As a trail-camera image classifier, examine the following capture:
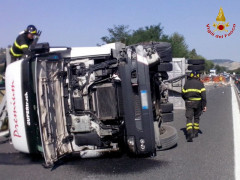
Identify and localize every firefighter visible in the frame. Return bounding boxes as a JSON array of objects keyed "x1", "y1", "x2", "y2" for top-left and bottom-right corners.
[
  {"x1": 182, "y1": 71, "x2": 207, "y2": 142},
  {"x1": 0, "y1": 25, "x2": 41, "y2": 86},
  {"x1": 10, "y1": 25, "x2": 40, "y2": 62}
]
